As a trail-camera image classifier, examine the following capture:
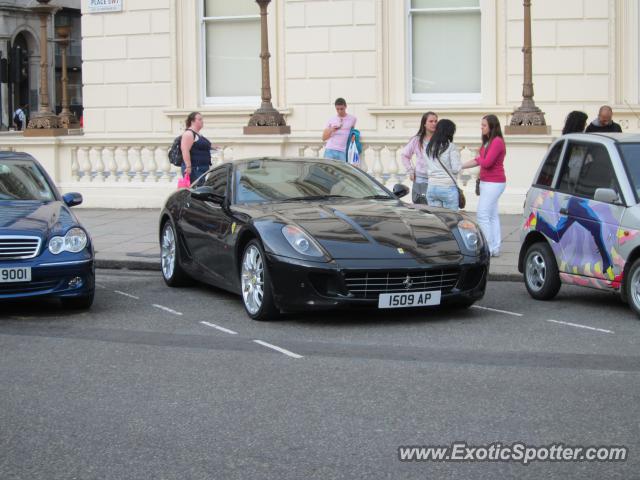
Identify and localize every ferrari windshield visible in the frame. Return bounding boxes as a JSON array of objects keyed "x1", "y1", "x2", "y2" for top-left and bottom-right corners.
[
  {"x1": 234, "y1": 159, "x2": 391, "y2": 203},
  {"x1": 0, "y1": 159, "x2": 56, "y2": 201}
]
